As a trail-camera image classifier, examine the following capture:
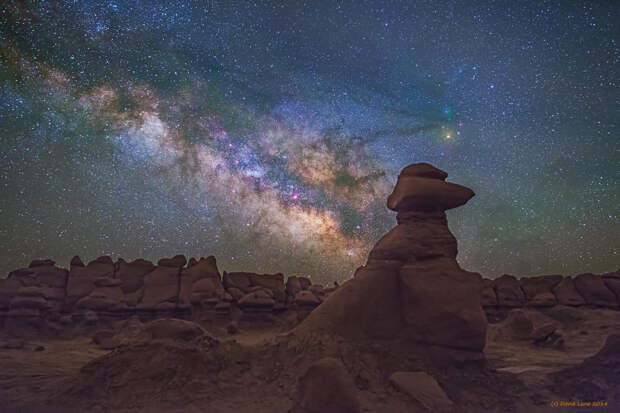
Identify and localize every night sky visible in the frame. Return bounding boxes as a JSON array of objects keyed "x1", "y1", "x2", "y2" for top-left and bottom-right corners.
[{"x1": 1, "y1": 1, "x2": 618, "y2": 283}]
